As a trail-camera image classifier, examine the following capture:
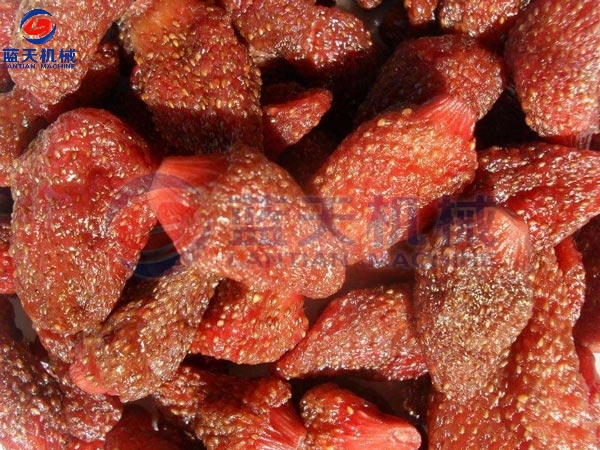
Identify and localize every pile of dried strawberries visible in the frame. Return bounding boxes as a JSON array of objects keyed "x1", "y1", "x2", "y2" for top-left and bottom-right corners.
[{"x1": 1, "y1": 0, "x2": 599, "y2": 448}]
